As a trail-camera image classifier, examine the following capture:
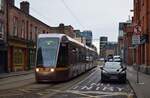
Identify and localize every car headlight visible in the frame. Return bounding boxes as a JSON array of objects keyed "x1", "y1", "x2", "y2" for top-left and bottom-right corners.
[
  {"x1": 119, "y1": 69, "x2": 126, "y2": 74},
  {"x1": 36, "y1": 68, "x2": 39, "y2": 72},
  {"x1": 50, "y1": 68, "x2": 55, "y2": 72}
]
